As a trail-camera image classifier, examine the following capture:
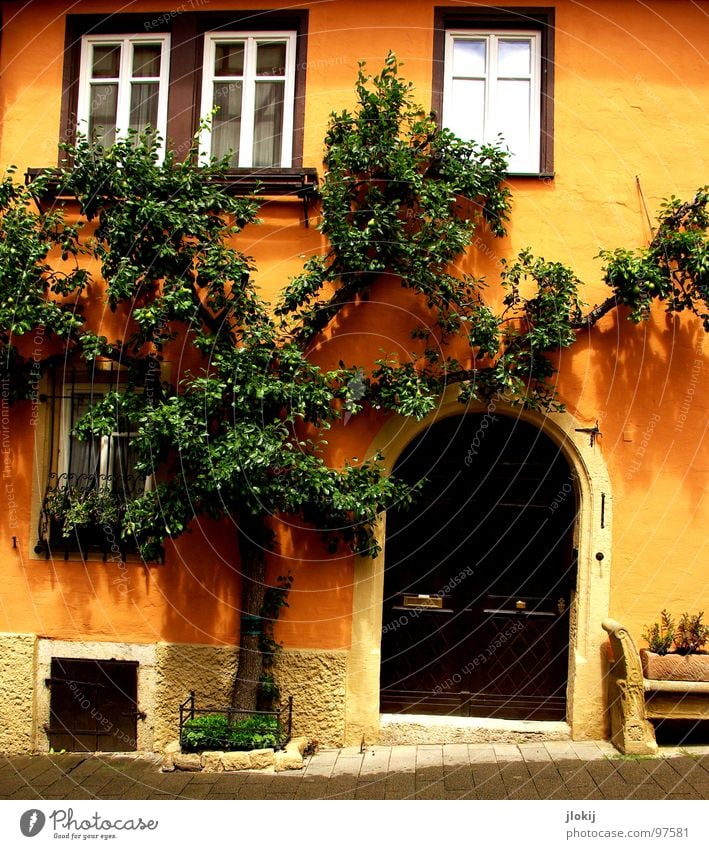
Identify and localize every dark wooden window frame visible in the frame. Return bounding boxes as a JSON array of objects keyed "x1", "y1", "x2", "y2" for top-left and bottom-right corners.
[
  {"x1": 432, "y1": 6, "x2": 555, "y2": 177},
  {"x1": 59, "y1": 9, "x2": 309, "y2": 168}
]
